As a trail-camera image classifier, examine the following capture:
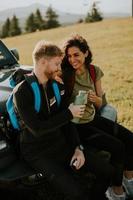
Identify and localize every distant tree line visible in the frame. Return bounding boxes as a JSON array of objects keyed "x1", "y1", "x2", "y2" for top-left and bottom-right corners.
[
  {"x1": 25, "y1": 6, "x2": 60, "y2": 33},
  {"x1": 0, "y1": 6, "x2": 60, "y2": 38},
  {"x1": 0, "y1": 15, "x2": 21, "y2": 38},
  {"x1": 0, "y1": 2, "x2": 103, "y2": 39}
]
